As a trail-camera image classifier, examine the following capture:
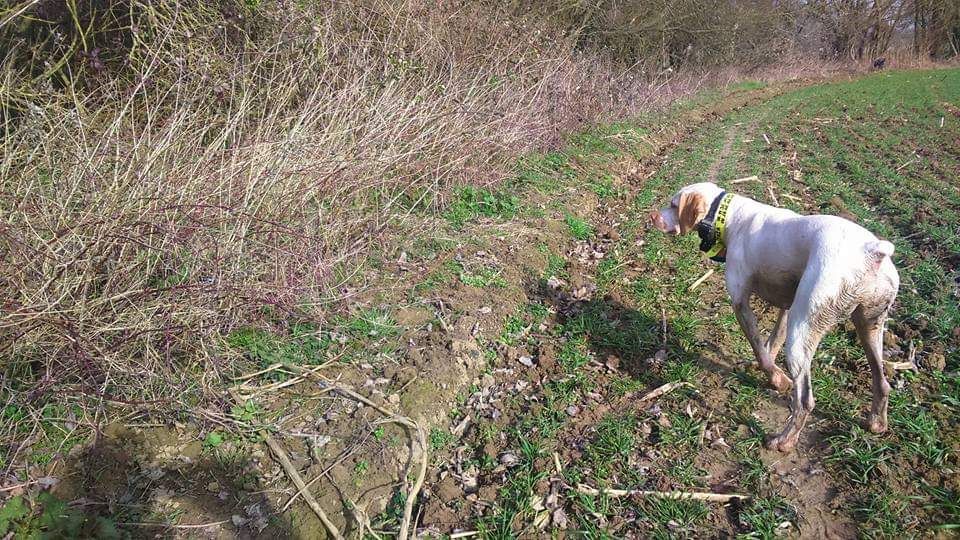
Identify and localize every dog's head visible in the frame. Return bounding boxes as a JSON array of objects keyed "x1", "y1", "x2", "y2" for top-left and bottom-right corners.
[{"x1": 648, "y1": 182, "x2": 724, "y2": 235}]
